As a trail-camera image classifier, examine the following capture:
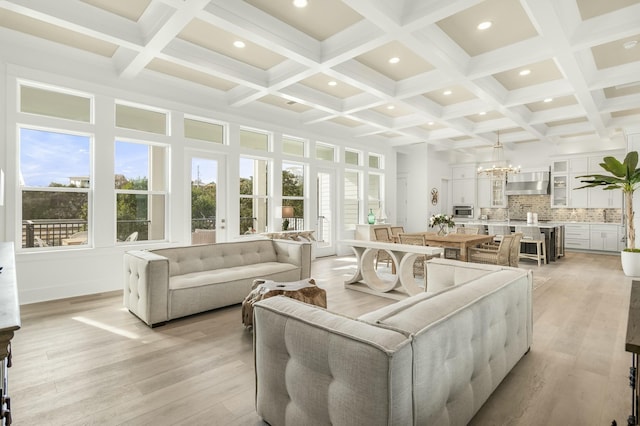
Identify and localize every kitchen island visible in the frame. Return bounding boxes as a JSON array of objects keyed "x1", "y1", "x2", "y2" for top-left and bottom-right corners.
[{"x1": 455, "y1": 220, "x2": 565, "y2": 263}]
